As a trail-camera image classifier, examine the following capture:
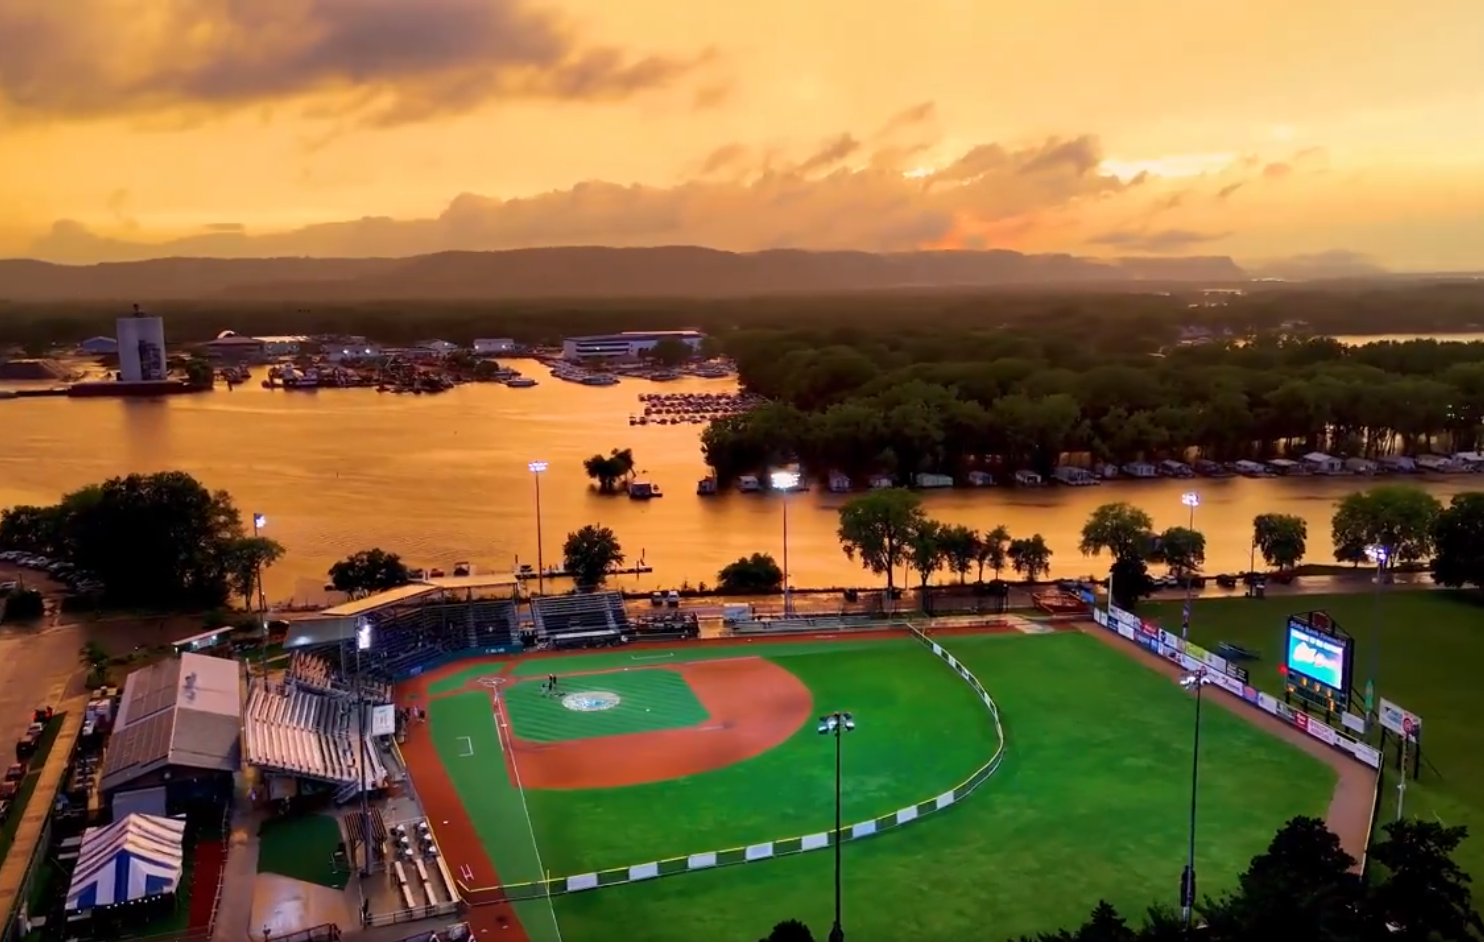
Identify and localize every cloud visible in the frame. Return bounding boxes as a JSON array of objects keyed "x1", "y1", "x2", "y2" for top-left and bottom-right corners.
[
  {"x1": 1262, "y1": 162, "x2": 1293, "y2": 179},
  {"x1": 26, "y1": 130, "x2": 1141, "y2": 263},
  {"x1": 203, "y1": 223, "x2": 246, "y2": 233},
  {"x1": 1086, "y1": 228, "x2": 1232, "y2": 254},
  {"x1": 1215, "y1": 182, "x2": 1245, "y2": 200},
  {"x1": 0, "y1": 0, "x2": 717, "y2": 127}
]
